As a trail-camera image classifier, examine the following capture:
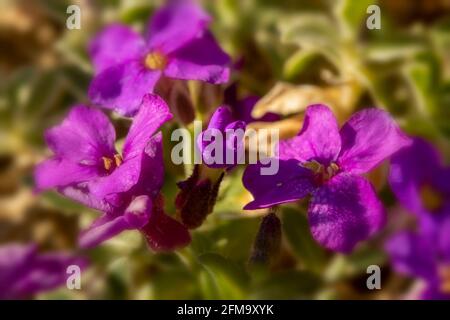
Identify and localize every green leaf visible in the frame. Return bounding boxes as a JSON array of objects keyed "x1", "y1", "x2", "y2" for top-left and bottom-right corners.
[
  {"x1": 250, "y1": 270, "x2": 321, "y2": 299},
  {"x1": 198, "y1": 253, "x2": 249, "y2": 299},
  {"x1": 282, "y1": 206, "x2": 327, "y2": 273},
  {"x1": 337, "y1": 0, "x2": 374, "y2": 37}
]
